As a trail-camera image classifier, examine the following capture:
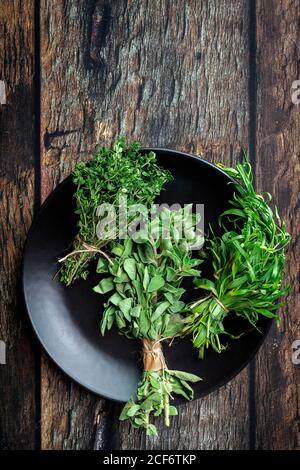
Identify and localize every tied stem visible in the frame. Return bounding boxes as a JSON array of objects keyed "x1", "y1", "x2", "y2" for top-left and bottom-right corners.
[
  {"x1": 58, "y1": 239, "x2": 113, "y2": 265},
  {"x1": 142, "y1": 338, "x2": 166, "y2": 372}
]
